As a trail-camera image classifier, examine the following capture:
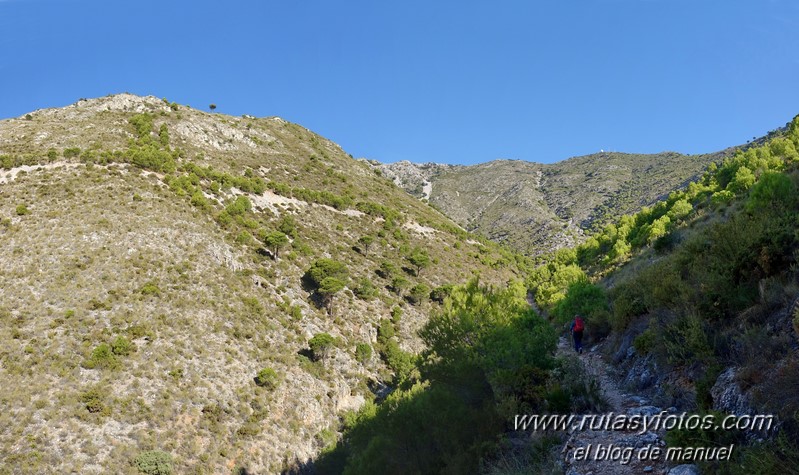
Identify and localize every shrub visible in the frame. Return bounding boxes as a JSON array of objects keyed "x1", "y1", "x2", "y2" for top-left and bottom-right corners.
[
  {"x1": 133, "y1": 450, "x2": 173, "y2": 475},
  {"x1": 355, "y1": 343, "x2": 372, "y2": 364},
  {"x1": 382, "y1": 340, "x2": 417, "y2": 382},
  {"x1": 376, "y1": 318, "x2": 395, "y2": 346},
  {"x1": 633, "y1": 329, "x2": 657, "y2": 355},
  {"x1": 140, "y1": 281, "x2": 161, "y2": 297},
  {"x1": 277, "y1": 214, "x2": 298, "y2": 238},
  {"x1": 15, "y1": 204, "x2": 29, "y2": 216},
  {"x1": 746, "y1": 171, "x2": 796, "y2": 212},
  {"x1": 129, "y1": 113, "x2": 154, "y2": 139},
  {"x1": 83, "y1": 343, "x2": 117, "y2": 369},
  {"x1": 111, "y1": 336, "x2": 136, "y2": 356},
  {"x1": 430, "y1": 284, "x2": 454, "y2": 303},
  {"x1": 408, "y1": 283, "x2": 430, "y2": 305},
  {"x1": 552, "y1": 279, "x2": 609, "y2": 326},
  {"x1": 80, "y1": 386, "x2": 109, "y2": 415},
  {"x1": 235, "y1": 231, "x2": 253, "y2": 245},
  {"x1": 353, "y1": 278, "x2": 377, "y2": 300},
  {"x1": 190, "y1": 191, "x2": 209, "y2": 210},
  {"x1": 391, "y1": 306, "x2": 403, "y2": 324},
  {"x1": 226, "y1": 196, "x2": 252, "y2": 216},
  {"x1": 255, "y1": 368, "x2": 280, "y2": 390},
  {"x1": 309, "y1": 333, "x2": 335, "y2": 361},
  {"x1": 390, "y1": 276, "x2": 409, "y2": 296},
  {"x1": 377, "y1": 261, "x2": 398, "y2": 279},
  {"x1": 63, "y1": 147, "x2": 81, "y2": 158}
]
